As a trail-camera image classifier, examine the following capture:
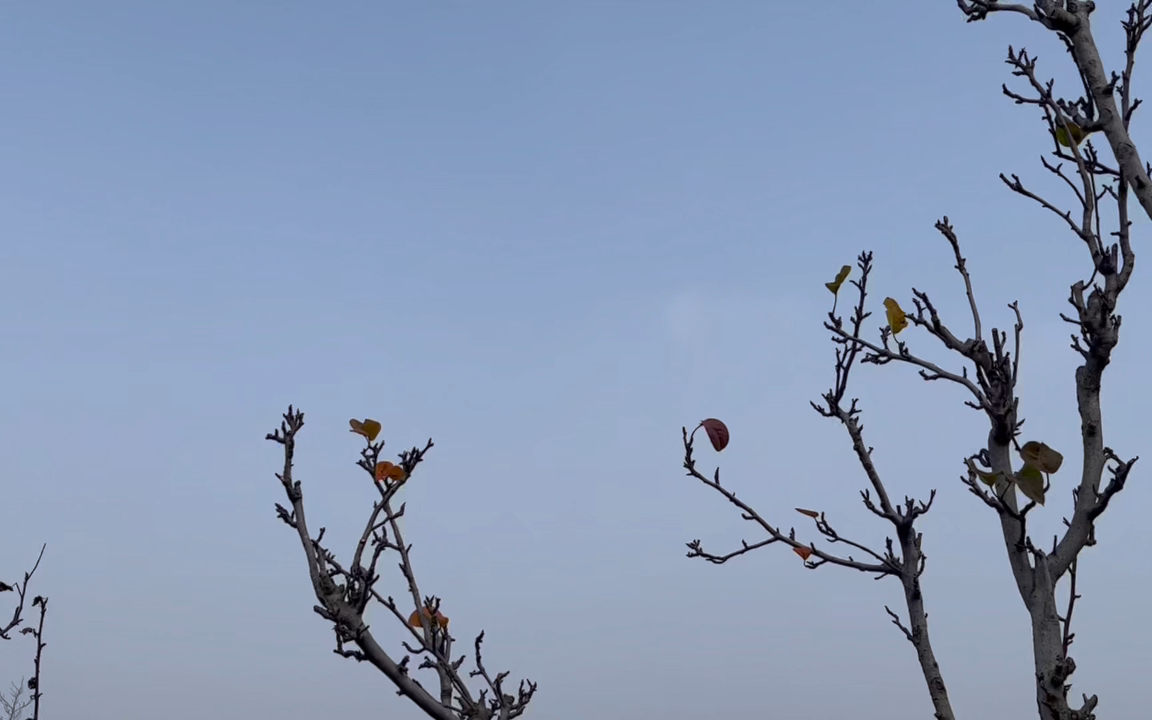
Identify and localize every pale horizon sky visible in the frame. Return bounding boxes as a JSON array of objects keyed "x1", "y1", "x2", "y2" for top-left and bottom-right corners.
[{"x1": 3, "y1": 3, "x2": 1152, "y2": 718}]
